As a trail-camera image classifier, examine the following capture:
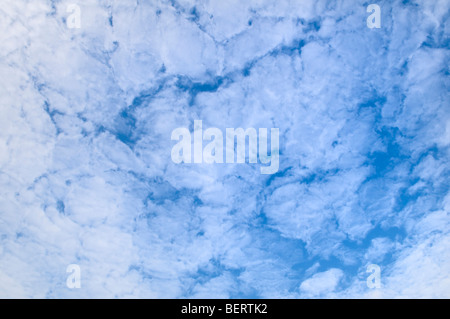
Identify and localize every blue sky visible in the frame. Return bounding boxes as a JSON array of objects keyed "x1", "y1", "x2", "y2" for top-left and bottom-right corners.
[{"x1": 0, "y1": 0, "x2": 449, "y2": 298}]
